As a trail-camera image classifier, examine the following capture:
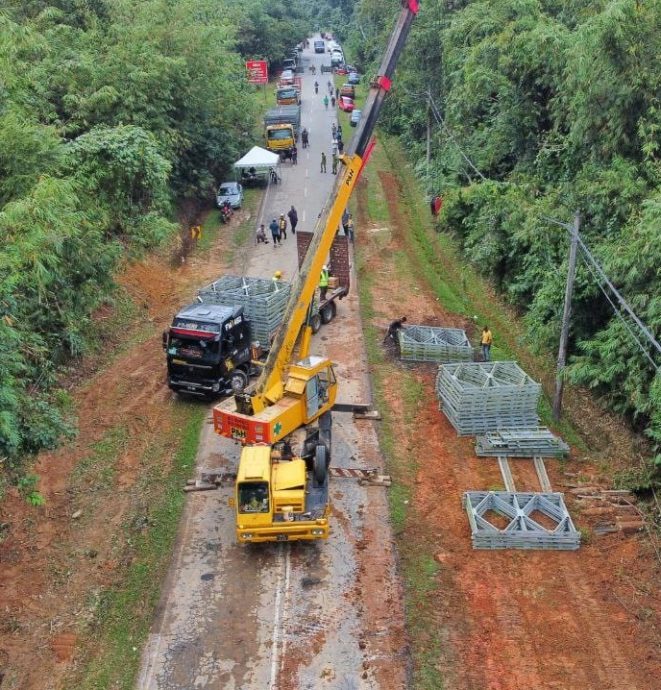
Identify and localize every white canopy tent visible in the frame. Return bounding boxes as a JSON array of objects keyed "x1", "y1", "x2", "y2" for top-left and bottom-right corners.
[{"x1": 233, "y1": 146, "x2": 280, "y2": 170}]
